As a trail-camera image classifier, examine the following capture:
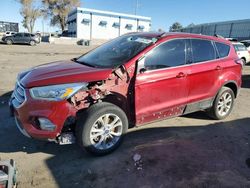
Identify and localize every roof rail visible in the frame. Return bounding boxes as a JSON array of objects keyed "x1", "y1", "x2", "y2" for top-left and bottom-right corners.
[{"x1": 214, "y1": 34, "x2": 225, "y2": 39}]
